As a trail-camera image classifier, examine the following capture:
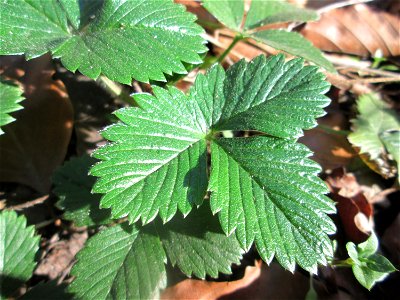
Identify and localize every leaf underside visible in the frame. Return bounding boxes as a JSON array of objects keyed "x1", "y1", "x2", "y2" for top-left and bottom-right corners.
[
  {"x1": 203, "y1": 0, "x2": 335, "y2": 72},
  {"x1": 0, "y1": 80, "x2": 24, "y2": 135},
  {"x1": 91, "y1": 54, "x2": 336, "y2": 273},
  {"x1": 0, "y1": 0, "x2": 207, "y2": 84},
  {"x1": 0, "y1": 210, "x2": 39, "y2": 297}
]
